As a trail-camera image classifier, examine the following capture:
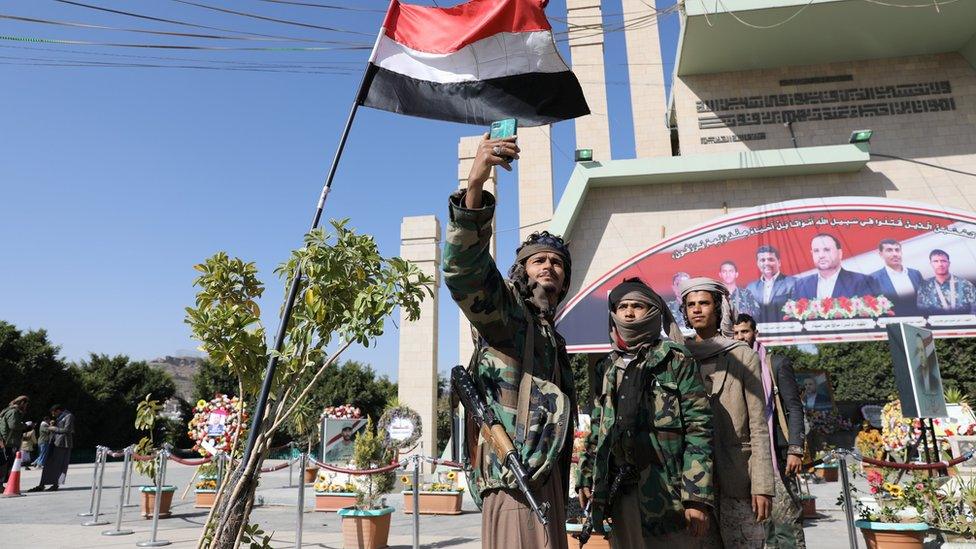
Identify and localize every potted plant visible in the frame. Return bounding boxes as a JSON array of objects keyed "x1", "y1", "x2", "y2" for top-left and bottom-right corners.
[
  {"x1": 314, "y1": 472, "x2": 357, "y2": 512},
  {"x1": 846, "y1": 470, "x2": 929, "y2": 549},
  {"x1": 401, "y1": 470, "x2": 465, "y2": 515},
  {"x1": 194, "y1": 462, "x2": 219, "y2": 508},
  {"x1": 336, "y1": 418, "x2": 396, "y2": 549},
  {"x1": 135, "y1": 396, "x2": 178, "y2": 518},
  {"x1": 921, "y1": 475, "x2": 976, "y2": 547},
  {"x1": 797, "y1": 473, "x2": 818, "y2": 519}
]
